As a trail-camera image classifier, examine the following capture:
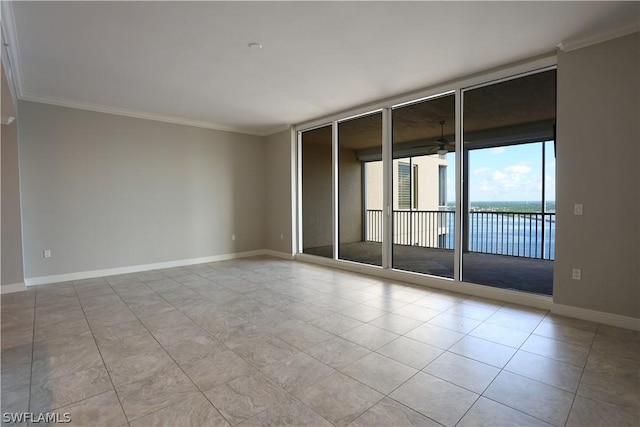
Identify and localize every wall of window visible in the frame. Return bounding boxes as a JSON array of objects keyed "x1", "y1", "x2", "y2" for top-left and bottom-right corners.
[
  {"x1": 297, "y1": 60, "x2": 556, "y2": 296},
  {"x1": 462, "y1": 70, "x2": 556, "y2": 294}
]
